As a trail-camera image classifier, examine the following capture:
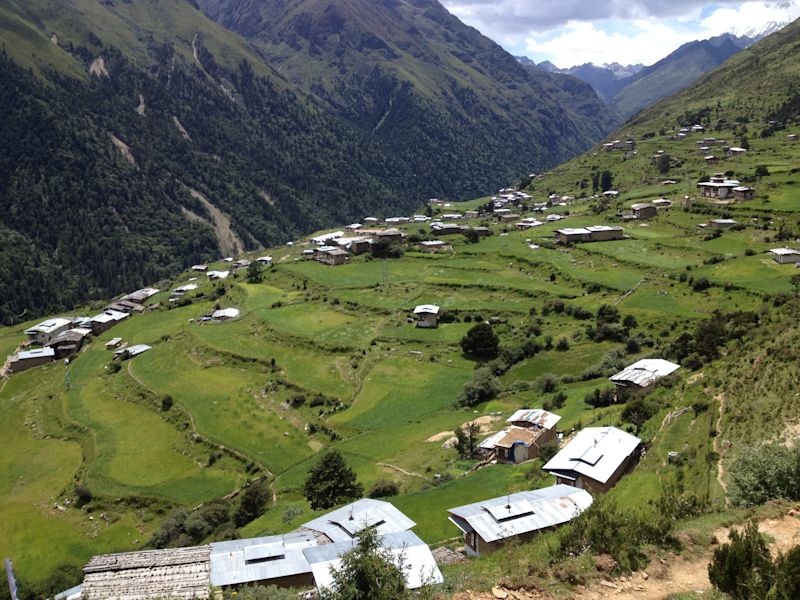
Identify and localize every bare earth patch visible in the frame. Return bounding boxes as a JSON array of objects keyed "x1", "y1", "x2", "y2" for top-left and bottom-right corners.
[
  {"x1": 181, "y1": 186, "x2": 244, "y2": 257},
  {"x1": 110, "y1": 135, "x2": 137, "y2": 168}
]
